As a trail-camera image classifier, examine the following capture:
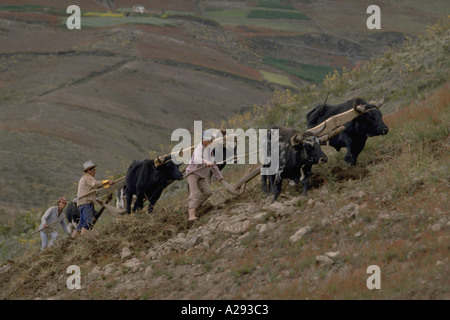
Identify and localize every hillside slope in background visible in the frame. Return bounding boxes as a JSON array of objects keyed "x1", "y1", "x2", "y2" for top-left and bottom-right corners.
[
  {"x1": 0, "y1": 0, "x2": 448, "y2": 220},
  {"x1": 0, "y1": 17, "x2": 448, "y2": 300}
]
